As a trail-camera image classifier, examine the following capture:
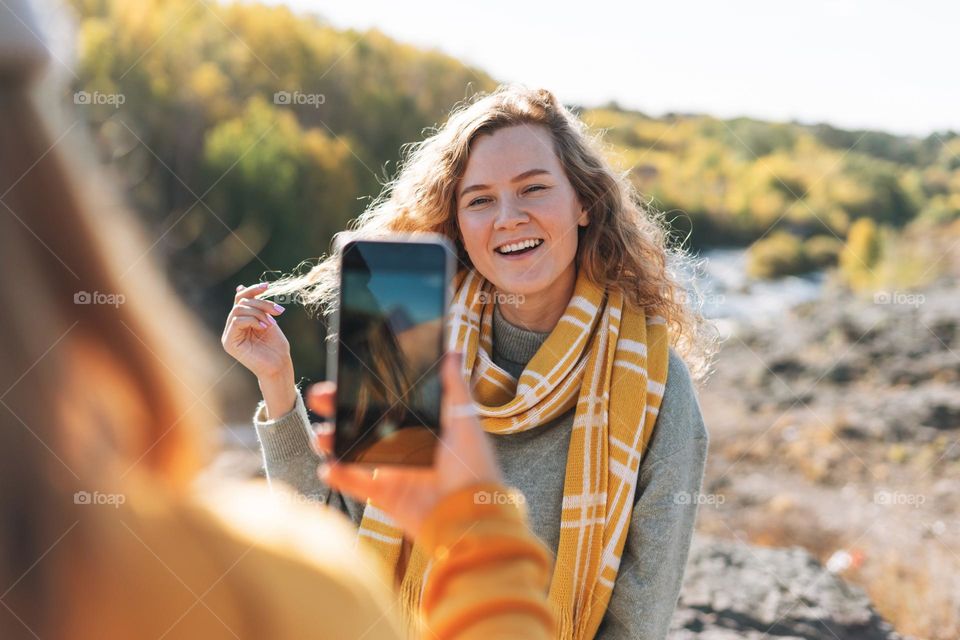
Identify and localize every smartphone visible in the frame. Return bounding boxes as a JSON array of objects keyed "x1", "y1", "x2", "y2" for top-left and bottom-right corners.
[{"x1": 326, "y1": 234, "x2": 455, "y2": 466}]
